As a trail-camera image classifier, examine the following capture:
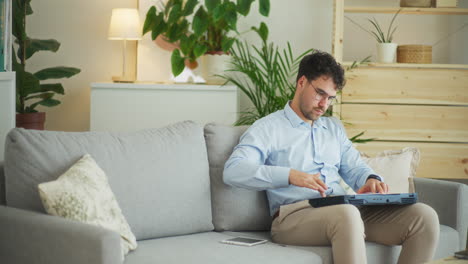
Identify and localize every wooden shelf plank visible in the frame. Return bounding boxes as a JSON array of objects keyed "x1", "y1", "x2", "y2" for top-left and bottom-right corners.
[
  {"x1": 343, "y1": 67, "x2": 468, "y2": 105},
  {"x1": 344, "y1": 7, "x2": 468, "y2": 15},
  {"x1": 343, "y1": 61, "x2": 468, "y2": 70},
  {"x1": 341, "y1": 104, "x2": 468, "y2": 143}
]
